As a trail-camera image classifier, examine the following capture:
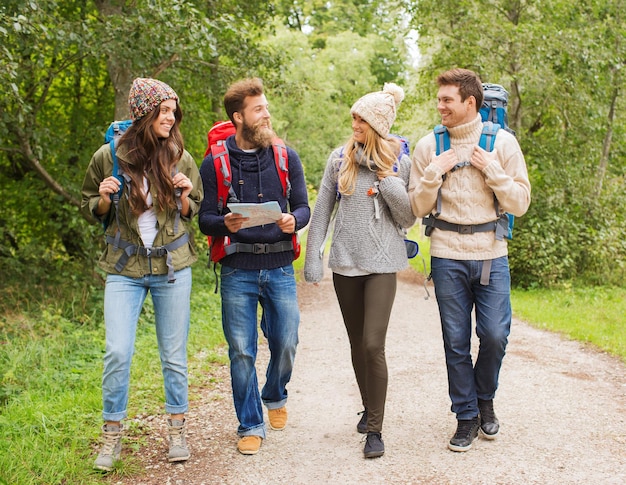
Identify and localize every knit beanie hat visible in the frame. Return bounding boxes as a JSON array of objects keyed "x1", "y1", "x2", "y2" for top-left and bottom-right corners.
[
  {"x1": 128, "y1": 78, "x2": 178, "y2": 121},
  {"x1": 350, "y1": 83, "x2": 405, "y2": 137}
]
